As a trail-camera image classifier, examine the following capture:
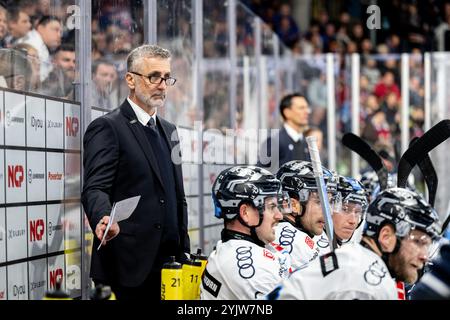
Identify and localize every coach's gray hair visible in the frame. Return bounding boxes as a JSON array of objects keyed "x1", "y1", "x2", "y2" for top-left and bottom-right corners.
[{"x1": 127, "y1": 45, "x2": 171, "y2": 72}]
